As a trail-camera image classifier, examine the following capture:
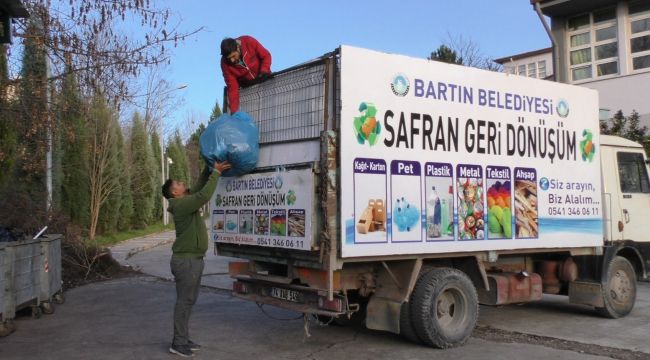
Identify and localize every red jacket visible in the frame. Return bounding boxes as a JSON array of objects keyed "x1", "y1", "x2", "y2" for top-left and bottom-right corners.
[{"x1": 221, "y1": 35, "x2": 272, "y2": 113}]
